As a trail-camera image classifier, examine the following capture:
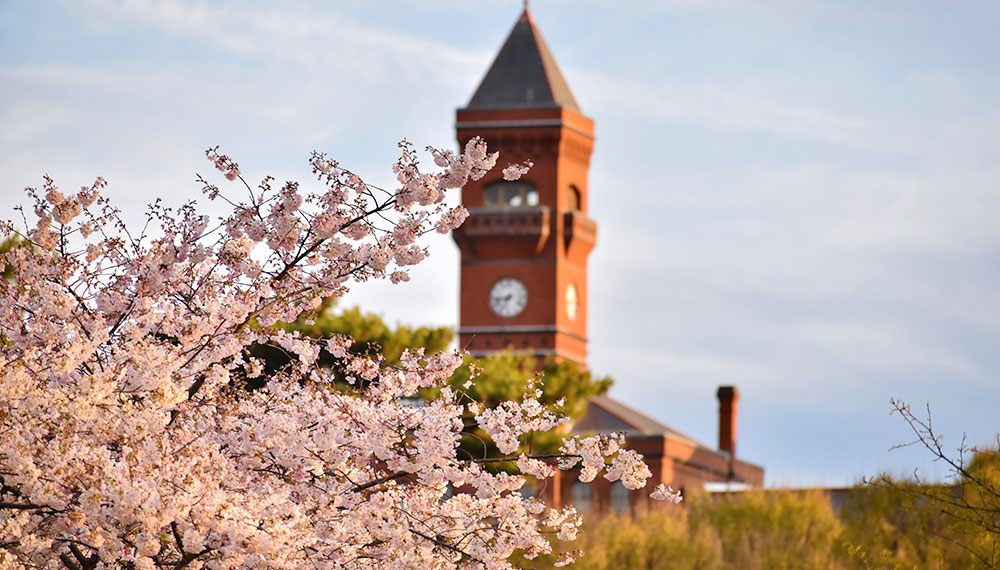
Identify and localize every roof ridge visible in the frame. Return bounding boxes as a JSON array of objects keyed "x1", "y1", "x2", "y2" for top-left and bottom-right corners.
[{"x1": 588, "y1": 395, "x2": 704, "y2": 445}]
